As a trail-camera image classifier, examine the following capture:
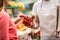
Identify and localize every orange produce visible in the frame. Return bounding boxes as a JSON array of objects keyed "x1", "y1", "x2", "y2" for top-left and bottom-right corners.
[{"x1": 17, "y1": 23, "x2": 25, "y2": 30}]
